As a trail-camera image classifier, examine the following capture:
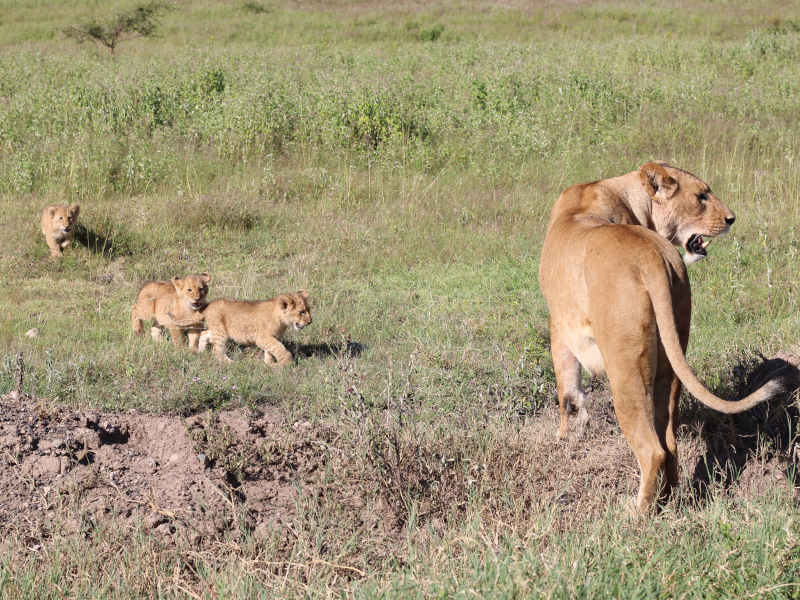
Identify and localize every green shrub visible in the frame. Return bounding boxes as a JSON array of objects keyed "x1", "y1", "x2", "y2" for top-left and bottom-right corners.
[{"x1": 419, "y1": 23, "x2": 444, "y2": 42}]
